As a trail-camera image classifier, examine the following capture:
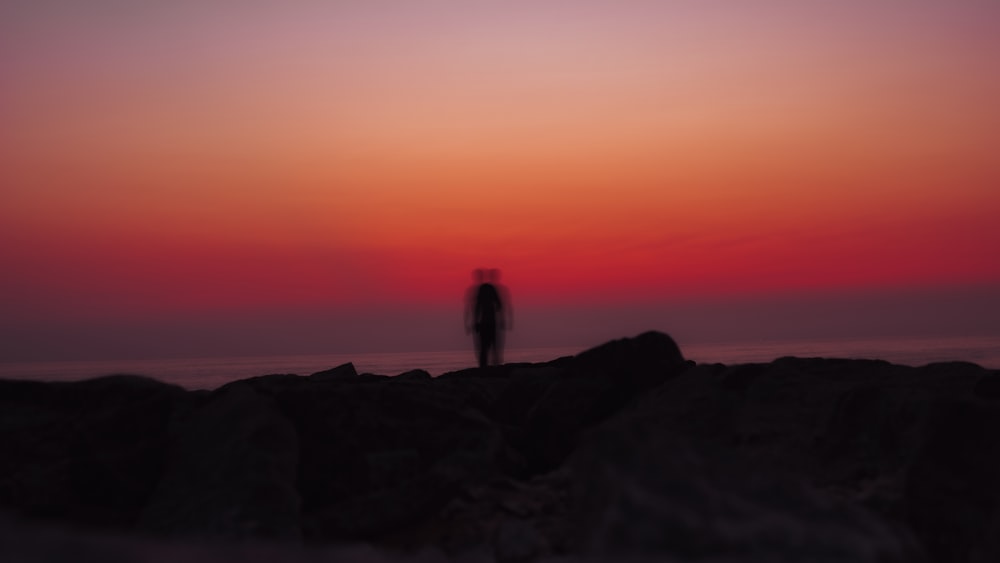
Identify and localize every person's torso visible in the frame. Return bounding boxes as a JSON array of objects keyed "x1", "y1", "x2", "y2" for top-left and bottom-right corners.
[{"x1": 476, "y1": 283, "x2": 500, "y2": 321}]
